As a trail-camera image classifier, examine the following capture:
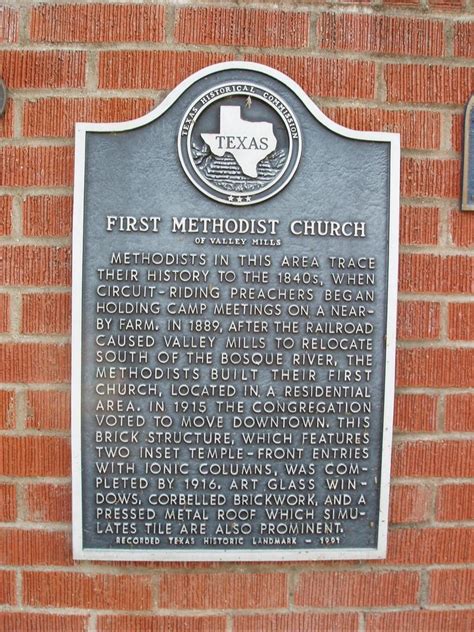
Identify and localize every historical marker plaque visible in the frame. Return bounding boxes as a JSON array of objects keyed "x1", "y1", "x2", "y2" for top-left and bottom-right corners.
[{"x1": 72, "y1": 63, "x2": 399, "y2": 561}]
